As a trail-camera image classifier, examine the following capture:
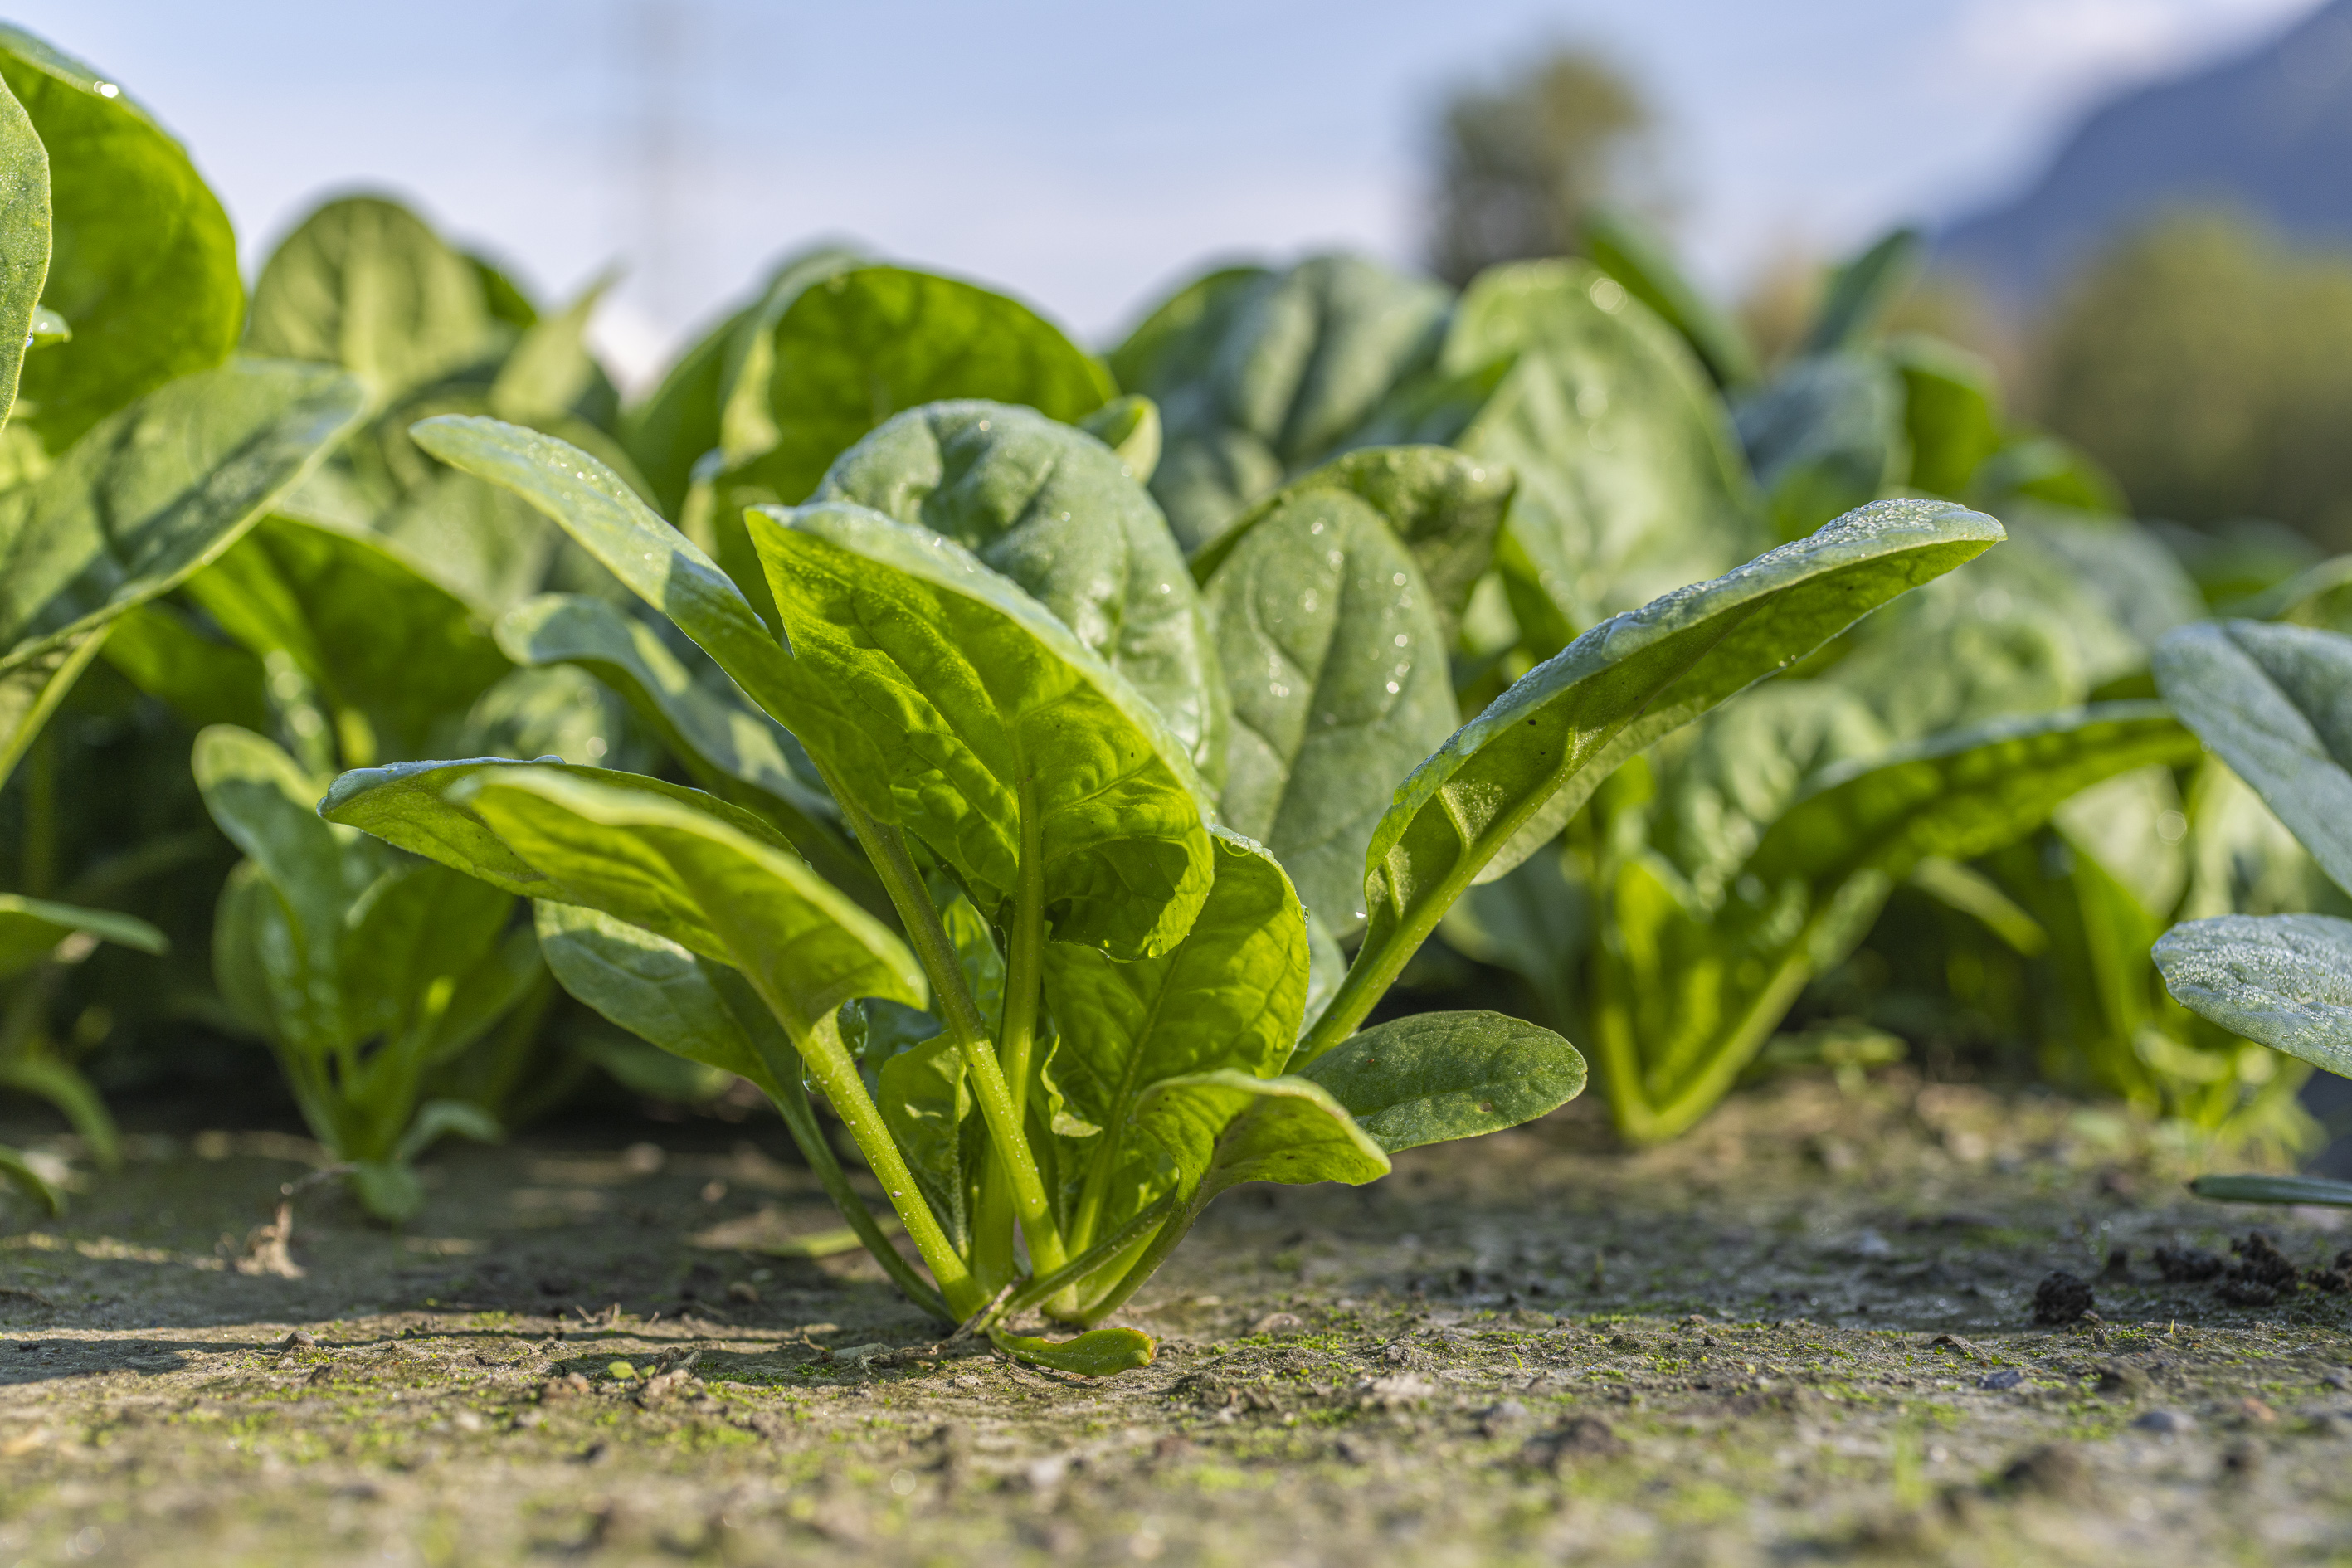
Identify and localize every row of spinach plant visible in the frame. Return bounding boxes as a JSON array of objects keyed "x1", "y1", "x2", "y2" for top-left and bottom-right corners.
[{"x1": 1, "y1": 20, "x2": 2345, "y2": 1359}]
